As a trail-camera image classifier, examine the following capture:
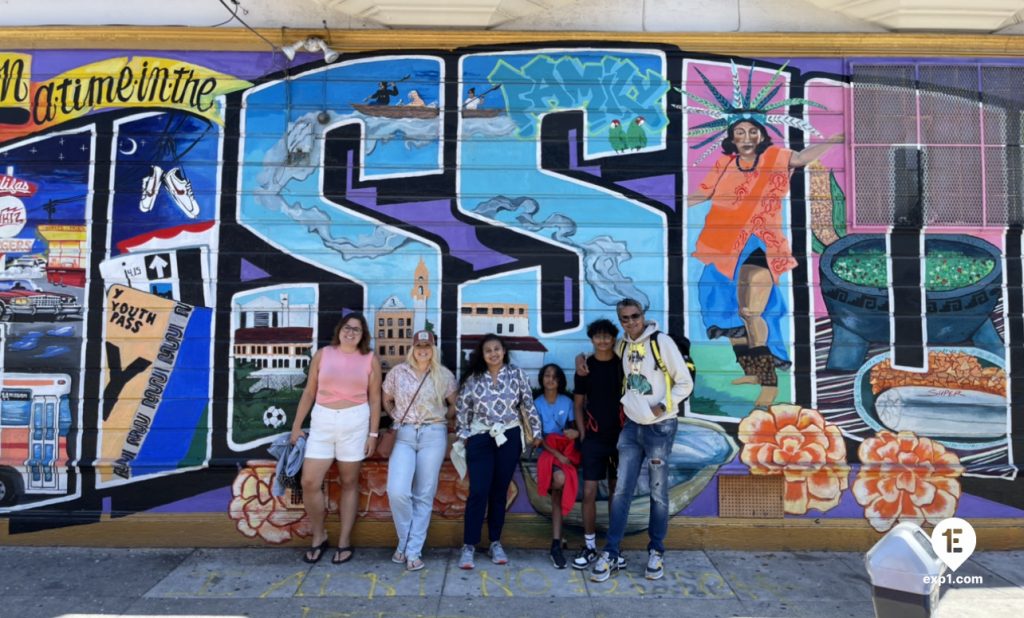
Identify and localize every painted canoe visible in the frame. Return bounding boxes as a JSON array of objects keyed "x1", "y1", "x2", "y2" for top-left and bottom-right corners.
[
  {"x1": 351, "y1": 103, "x2": 440, "y2": 119},
  {"x1": 462, "y1": 108, "x2": 504, "y2": 118}
]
